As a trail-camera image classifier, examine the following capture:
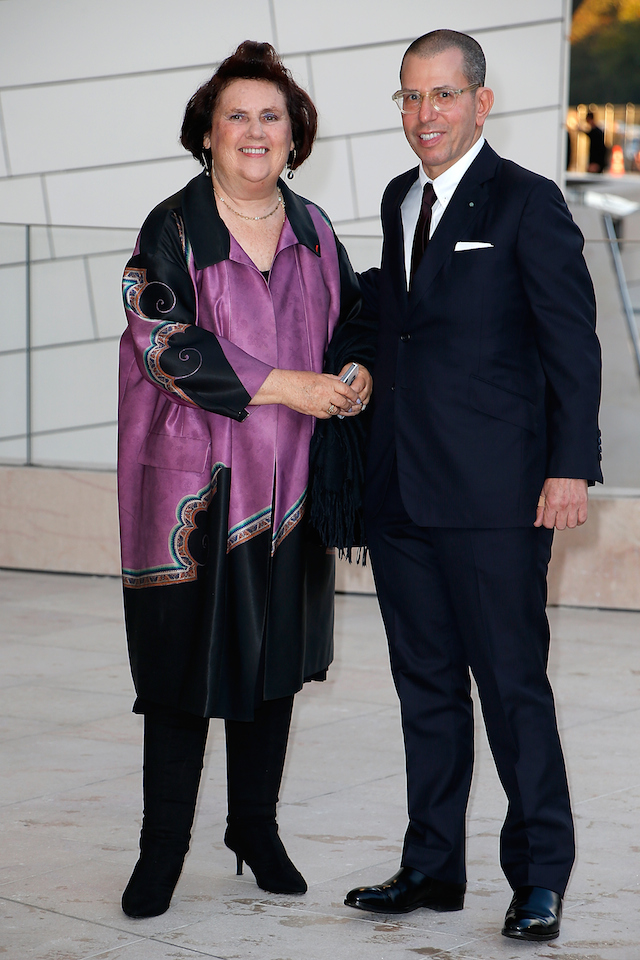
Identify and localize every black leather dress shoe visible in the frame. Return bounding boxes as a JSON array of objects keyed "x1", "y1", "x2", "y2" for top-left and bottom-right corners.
[
  {"x1": 502, "y1": 886, "x2": 562, "y2": 941},
  {"x1": 344, "y1": 867, "x2": 465, "y2": 914}
]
